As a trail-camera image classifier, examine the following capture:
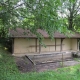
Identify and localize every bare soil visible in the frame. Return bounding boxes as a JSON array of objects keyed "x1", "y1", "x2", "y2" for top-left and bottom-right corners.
[{"x1": 14, "y1": 56, "x2": 80, "y2": 73}]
